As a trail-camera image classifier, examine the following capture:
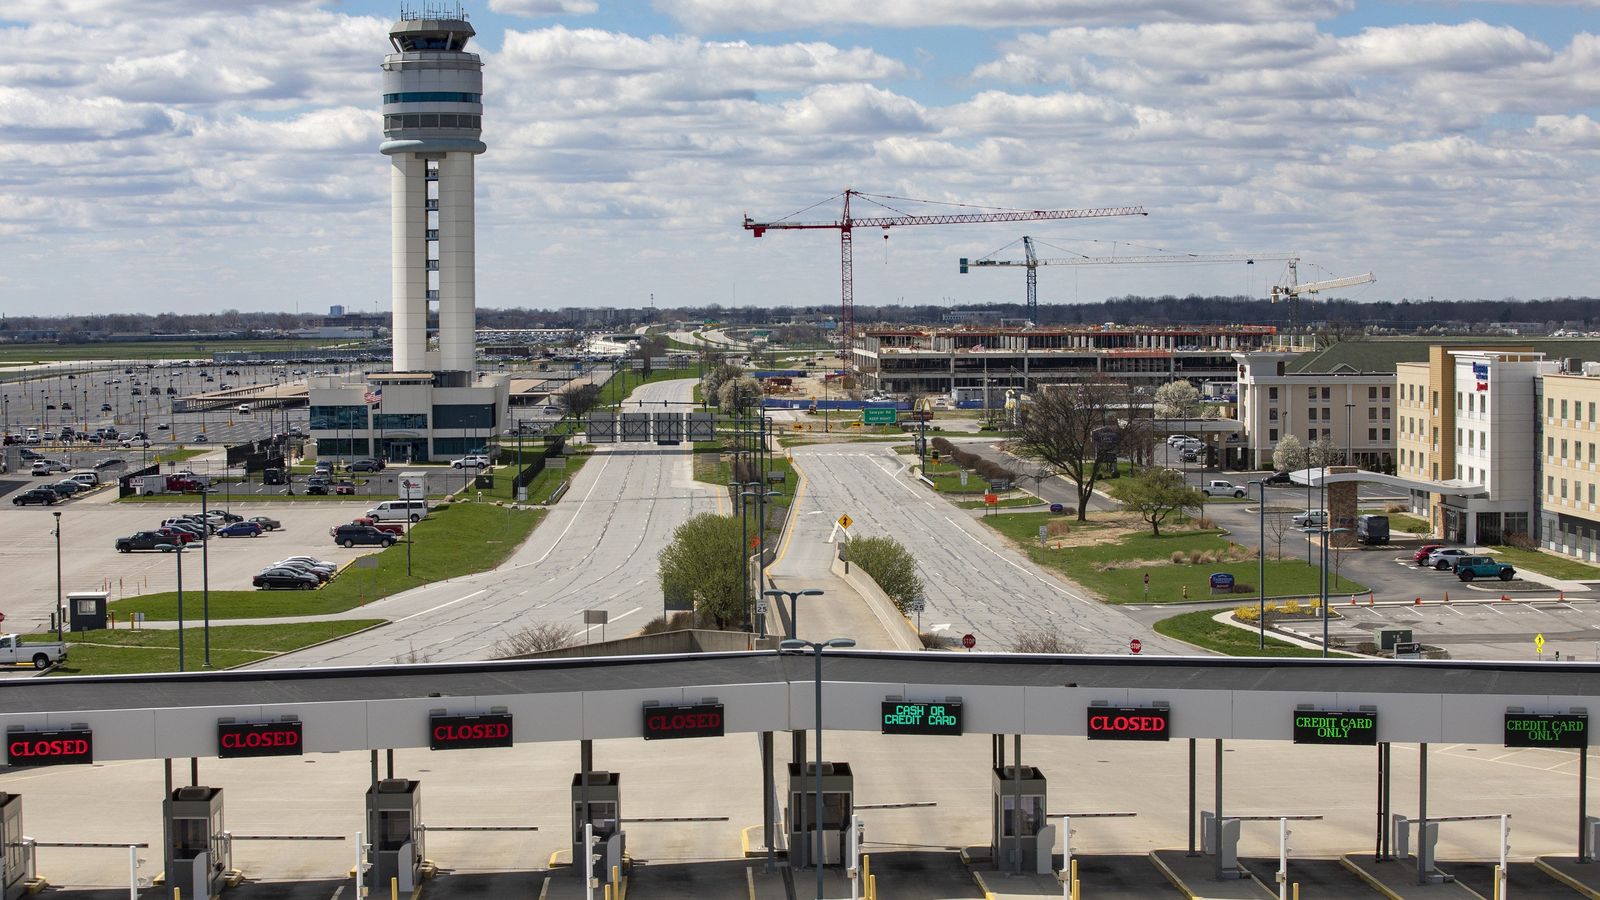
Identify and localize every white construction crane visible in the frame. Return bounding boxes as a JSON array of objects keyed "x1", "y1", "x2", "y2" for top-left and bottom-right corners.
[{"x1": 1270, "y1": 266, "x2": 1376, "y2": 331}]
